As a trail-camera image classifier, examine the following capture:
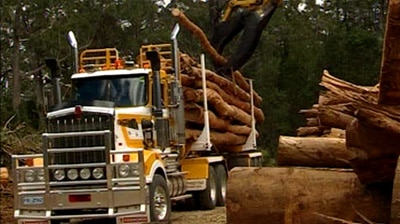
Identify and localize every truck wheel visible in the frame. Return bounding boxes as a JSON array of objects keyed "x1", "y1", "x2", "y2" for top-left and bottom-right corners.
[
  {"x1": 197, "y1": 165, "x2": 217, "y2": 210},
  {"x1": 149, "y1": 174, "x2": 171, "y2": 222},
  {"x1": 251, "y1": 157, "x2": 262, "y2": 167},
  {"x1": 215, "y1": 164, "x2": 227, "y2": 206}
]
